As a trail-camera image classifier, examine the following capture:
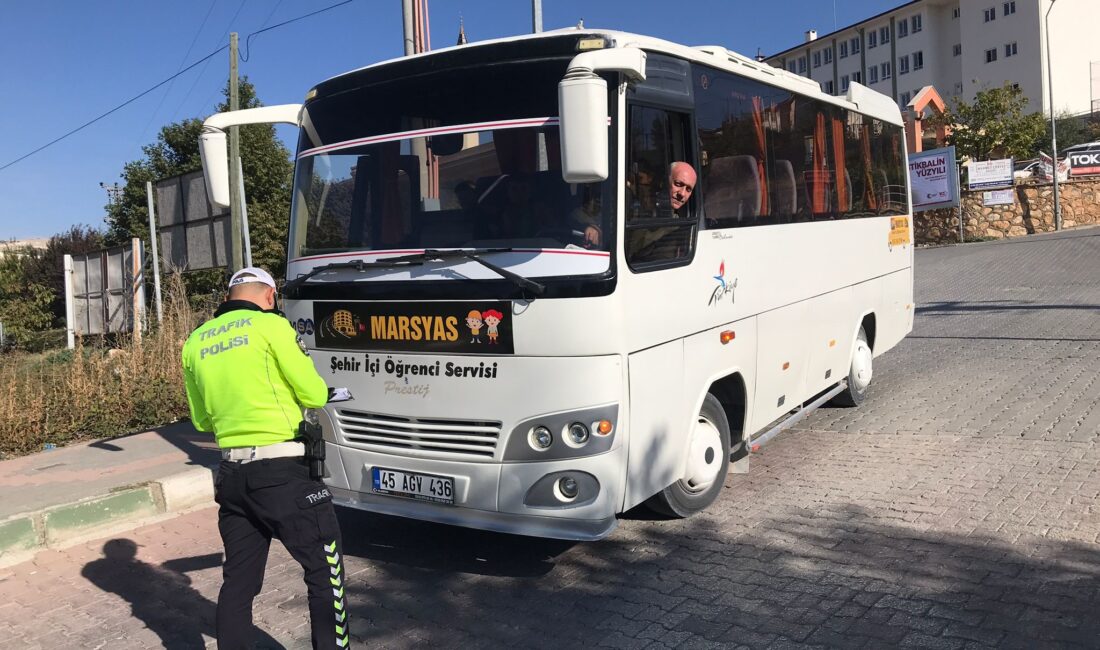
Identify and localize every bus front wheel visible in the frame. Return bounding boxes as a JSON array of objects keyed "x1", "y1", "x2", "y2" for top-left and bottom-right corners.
[
  {"x1": 832, "y1": 326, "x2": 872, "y2": 407},
  {"x1": 646, "y1": 393, "x2": 731, "y2": 518}
]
